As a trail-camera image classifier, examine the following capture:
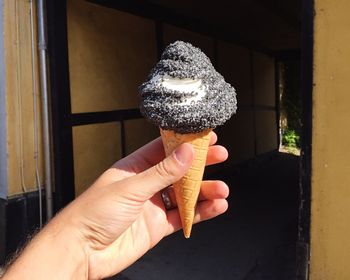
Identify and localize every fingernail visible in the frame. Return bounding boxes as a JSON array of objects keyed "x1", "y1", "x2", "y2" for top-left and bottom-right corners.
[{"x1": 174, "y1": 144, "x2": 190, "y2": 165}]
